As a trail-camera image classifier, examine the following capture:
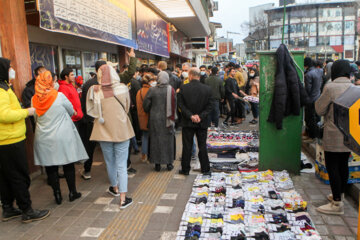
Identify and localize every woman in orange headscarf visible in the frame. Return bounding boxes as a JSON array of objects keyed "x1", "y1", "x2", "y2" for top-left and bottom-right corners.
[{"x1": 32, "y1": 71, "x2": 88, "y2": 205}]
